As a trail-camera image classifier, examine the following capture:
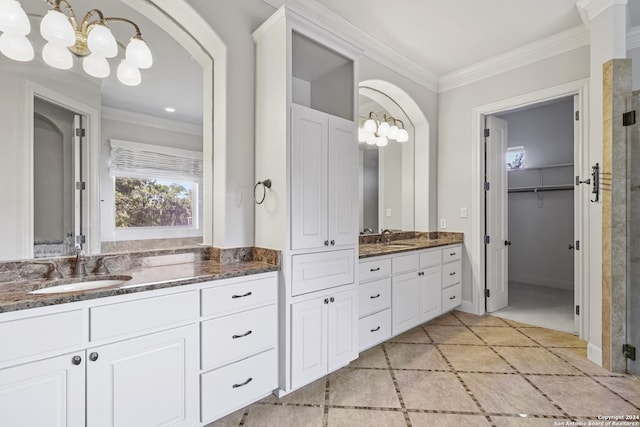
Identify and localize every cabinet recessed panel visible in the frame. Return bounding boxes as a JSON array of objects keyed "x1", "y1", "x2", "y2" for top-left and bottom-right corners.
[
  {"x1": 328, "y1": 117, "x2": 357, "y2": 246},
  {"x1": 291, "y1": 250, "x2": 354, "y2": 296},
  {"x1": 291, "y1": 298, "x2": 327, "y2": 389}
]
